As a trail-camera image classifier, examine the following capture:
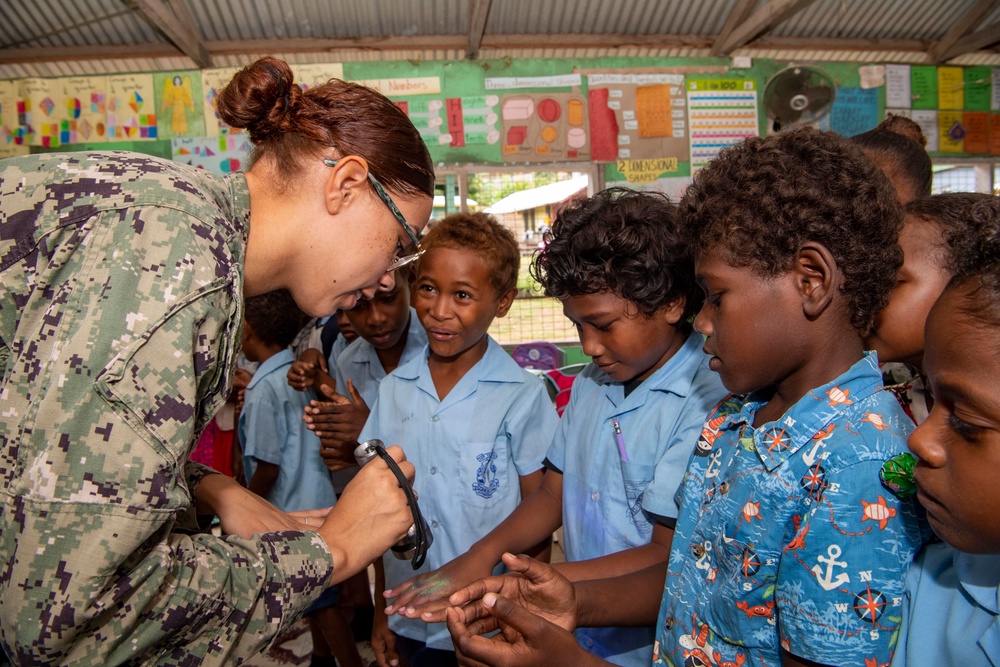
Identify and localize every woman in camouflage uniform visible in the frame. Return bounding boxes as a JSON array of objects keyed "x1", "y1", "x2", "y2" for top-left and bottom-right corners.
[{"x1": 0, "y1": 57, "x2": 433, "y2": 665}]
